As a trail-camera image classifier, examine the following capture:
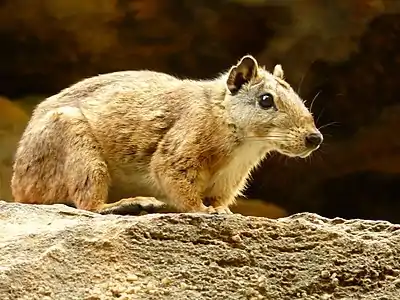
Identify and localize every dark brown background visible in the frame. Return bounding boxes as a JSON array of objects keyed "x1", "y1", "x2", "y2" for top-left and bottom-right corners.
[{"x1": 1, "y1": 0, "x2": 399, "y2": 222}]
